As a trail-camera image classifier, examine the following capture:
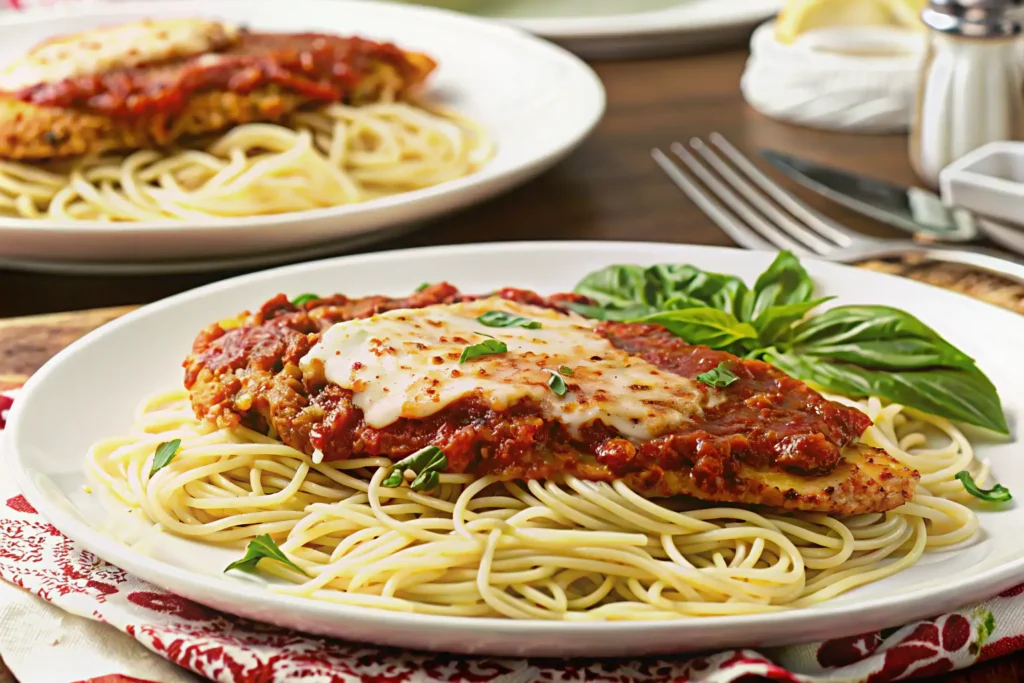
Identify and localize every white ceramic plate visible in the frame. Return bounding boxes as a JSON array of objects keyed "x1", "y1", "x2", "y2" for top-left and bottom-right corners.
[
  {"x1": 375, "y1": 0, "x2": 784, "y2": 59},
  {"x1": 0, "y1": 223, "x2": 419, "y2": 276},
  {"x1": 7, "y1": 241, "x2": 1024, "y2": 657},
  {"x1": 0, "y1": 1, "x2": 604, "y2": 271}
]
